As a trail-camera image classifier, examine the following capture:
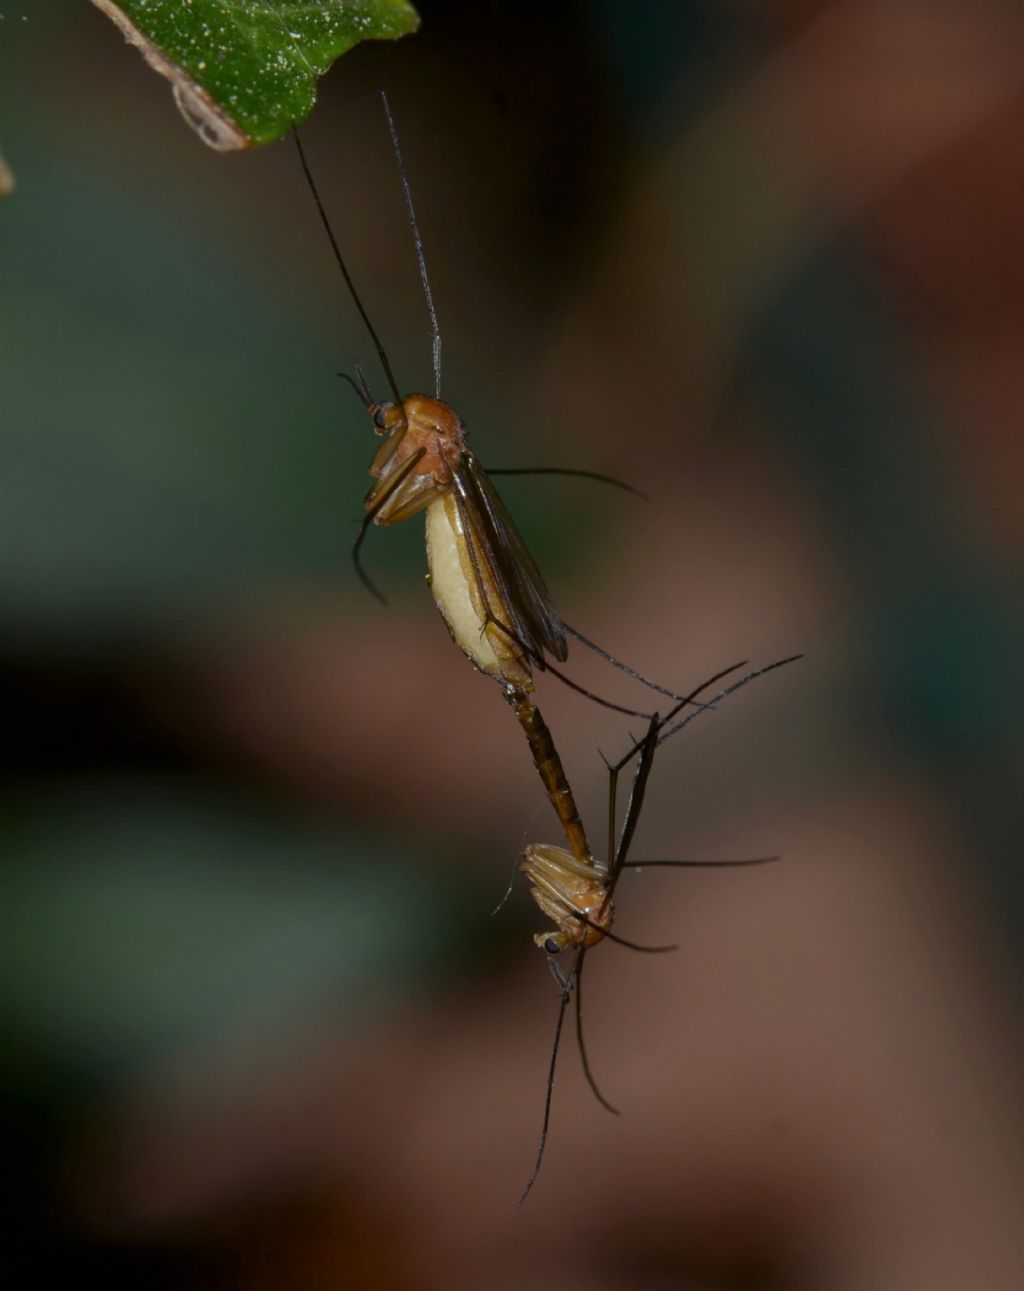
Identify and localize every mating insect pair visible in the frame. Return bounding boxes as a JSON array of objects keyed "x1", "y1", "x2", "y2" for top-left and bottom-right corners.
[
  {"x1": 292, "y1": 94, "x2": 800, "y2": 1201},
  {"x1": 293, "y1": 95, "x2": 720, "y2": 857}
]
